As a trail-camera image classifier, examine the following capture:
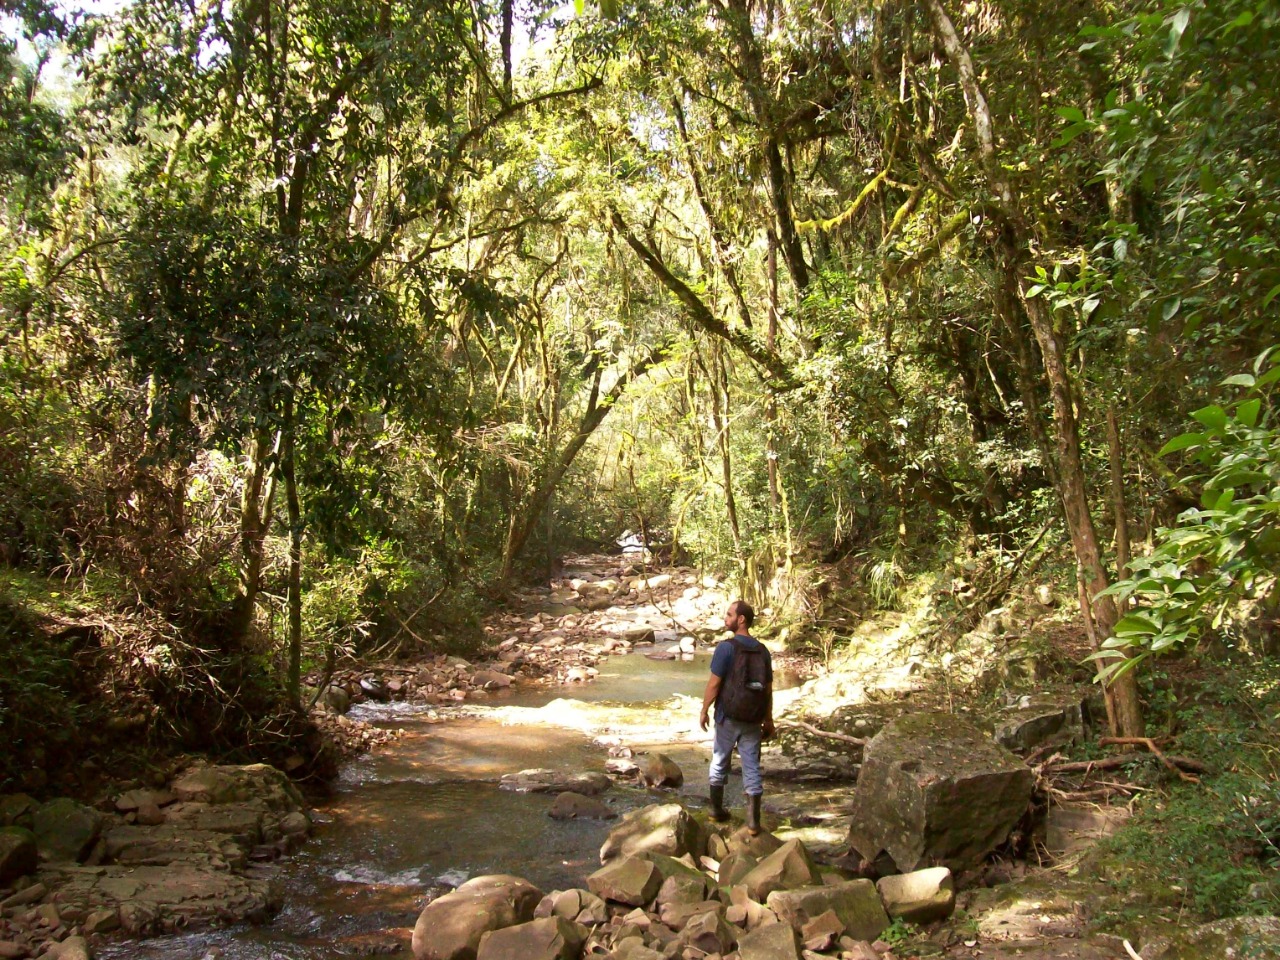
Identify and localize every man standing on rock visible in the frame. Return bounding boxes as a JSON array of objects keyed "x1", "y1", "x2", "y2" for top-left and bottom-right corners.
[{"x1": 699, "y1": 599, "x2": 774, "y2": 835}]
